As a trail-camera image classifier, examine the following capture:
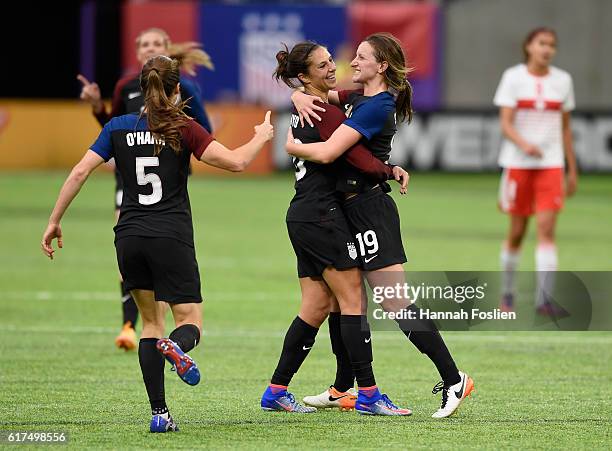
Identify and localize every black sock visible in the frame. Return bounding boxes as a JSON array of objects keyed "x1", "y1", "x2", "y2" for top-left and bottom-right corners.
[
  {"x1": 340, "y1": 315, "x2": 376, "y2": 388},
  {"x1": 328, "y1": 312, "x2": 354, "y2": 392},
  {"x1": 121, "y1": 281, "x2": 138, "y2": 327},
  {"x1": 138, "y1": 338, "x2": 166, "y2": 413},
  {"x1": 396, "y1": 304, "x2": 461, "y2": 386},
  {"x1": 271, "y1": 316, "x2": 318, "y2": 387},
  {"x1": 169, "y1": 324, "x2": 201, "y2": 353}
]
